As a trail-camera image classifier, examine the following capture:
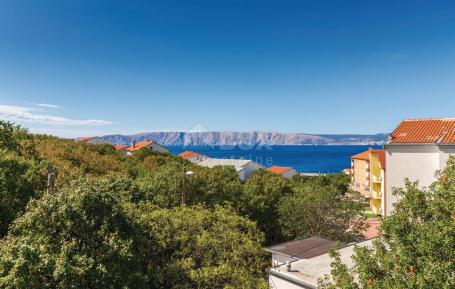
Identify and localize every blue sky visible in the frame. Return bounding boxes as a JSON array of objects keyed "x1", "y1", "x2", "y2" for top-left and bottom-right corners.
[{"x1": 0, "y1": 0, "x2": 454, "y2": 137}]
